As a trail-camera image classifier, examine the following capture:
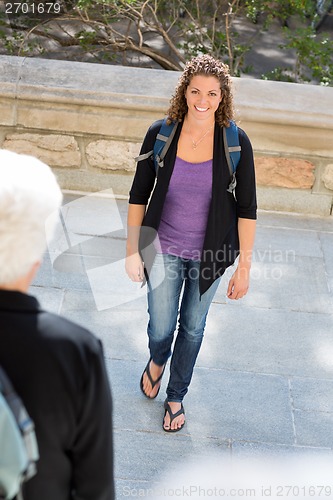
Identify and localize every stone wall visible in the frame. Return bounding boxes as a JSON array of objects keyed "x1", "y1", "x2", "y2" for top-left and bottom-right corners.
[{"x1": 0, "y1": 55, "x2": 332, "y2": 215}]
